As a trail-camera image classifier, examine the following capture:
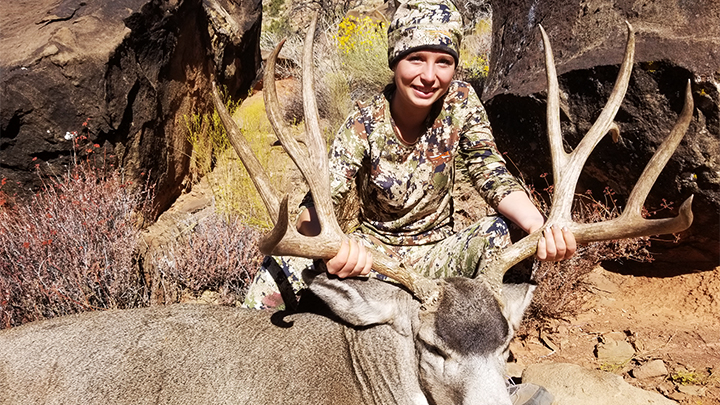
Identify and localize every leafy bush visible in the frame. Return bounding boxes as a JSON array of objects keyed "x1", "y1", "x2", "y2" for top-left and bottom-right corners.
[
  {"x1": 332, "y1": 15, "x2": 393, "y2": 109},
  {"x1": 457, "y1": 17, "x2": 492, "y2": 94},
  {"x1": 266, "y1": 0, "x2": 285, "y2": 18},
  {"x1": 0, "y1": 145, "x2": 154, "y2": 328}
]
